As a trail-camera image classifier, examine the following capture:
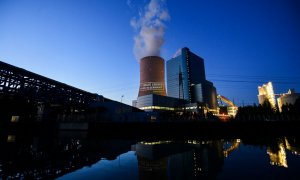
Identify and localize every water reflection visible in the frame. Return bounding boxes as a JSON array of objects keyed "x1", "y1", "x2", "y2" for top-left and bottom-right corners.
[
  {"x1": 285, "y1": 137, "x2": 300, "y2": 156},
  {"x1": 134, "y1": 140, "x2": 224, "y2": 179},
  {"x1": 6, "y1": 135, "x2": 16, "y2": 143},
  {"x1": 267, "y1": 141, "x2": 288, "y2": 168},
  {"x1": 0, "y1": 132, "x2": 135, "y2": 179},
  {"x1": 223, "y1": 139, "x2": 240, "y2": 157},
  {"x1": 1, "y1": 133, "x2": 300, "y2": 179}
]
